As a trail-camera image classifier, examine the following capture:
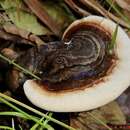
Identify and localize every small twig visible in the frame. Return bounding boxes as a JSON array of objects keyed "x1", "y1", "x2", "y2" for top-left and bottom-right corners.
[{"x1": 0, "y1": 53, "x2": 41, "y2": 80}]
